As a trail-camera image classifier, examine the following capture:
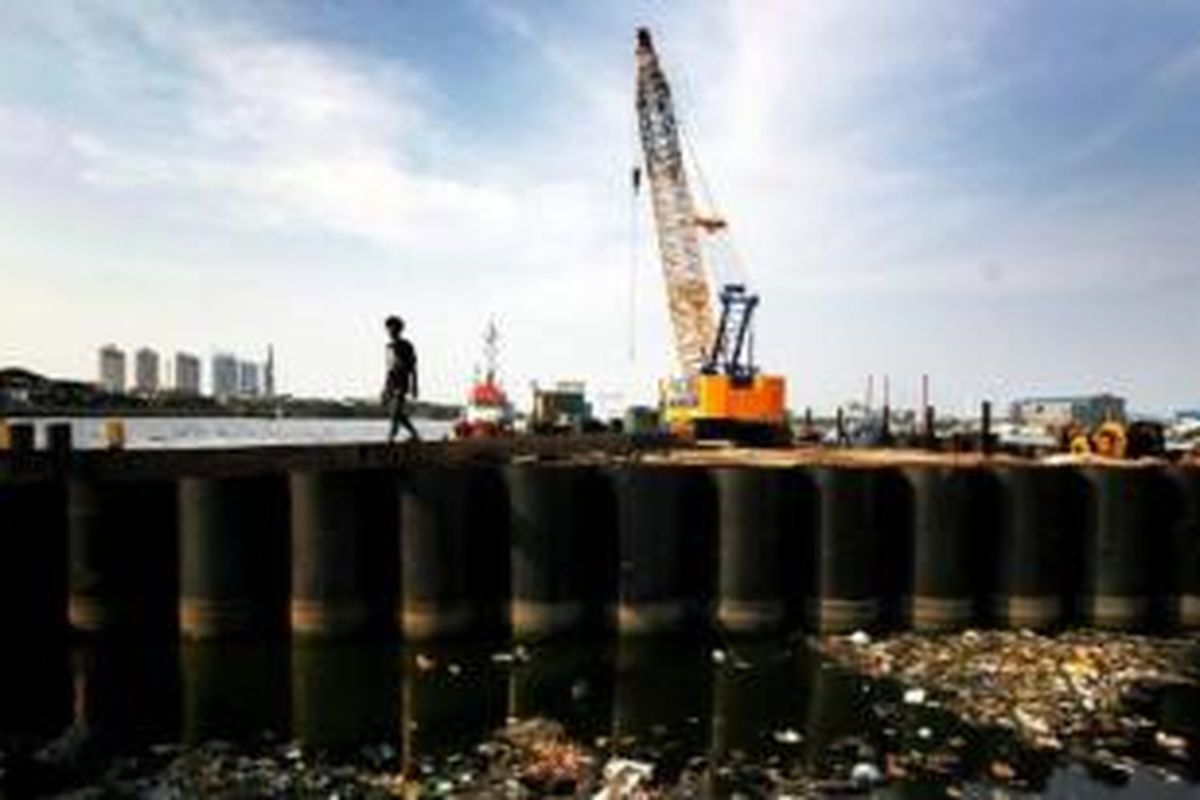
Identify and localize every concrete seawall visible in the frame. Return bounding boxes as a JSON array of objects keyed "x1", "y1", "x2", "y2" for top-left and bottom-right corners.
[{"x1": 2, "y1": 436, "x2": 1197, "y2": 640}]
